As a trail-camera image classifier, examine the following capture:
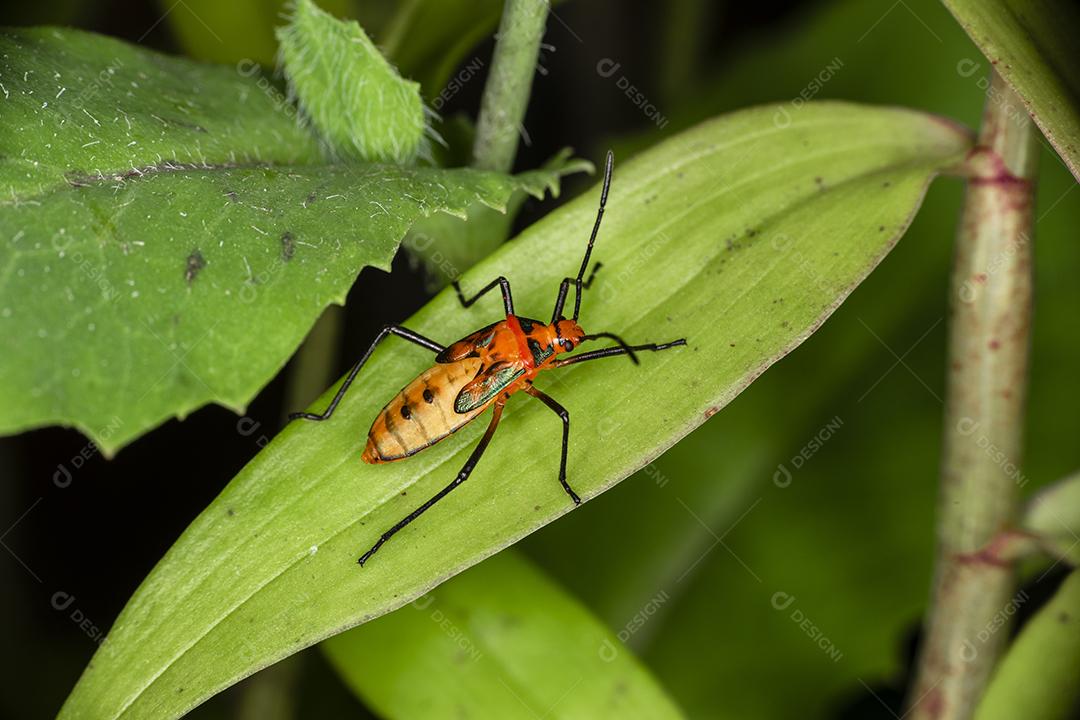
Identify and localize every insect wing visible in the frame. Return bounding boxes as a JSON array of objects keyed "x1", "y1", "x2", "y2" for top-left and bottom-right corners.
[
  {"x1": 454, "y1": 361, "x2": 526, "y2": 413},
  {"x1": 435, "y1": 321, "x2": 500, "y2": 363}
]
